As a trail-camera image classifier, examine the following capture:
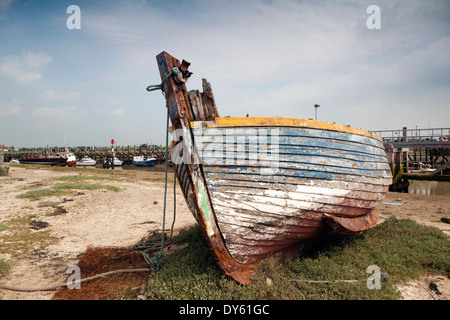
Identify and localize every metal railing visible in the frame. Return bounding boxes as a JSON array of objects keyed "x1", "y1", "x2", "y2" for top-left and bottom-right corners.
[{"x1": 372, "y1": 127, "x2": 450, "y2": 143}]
